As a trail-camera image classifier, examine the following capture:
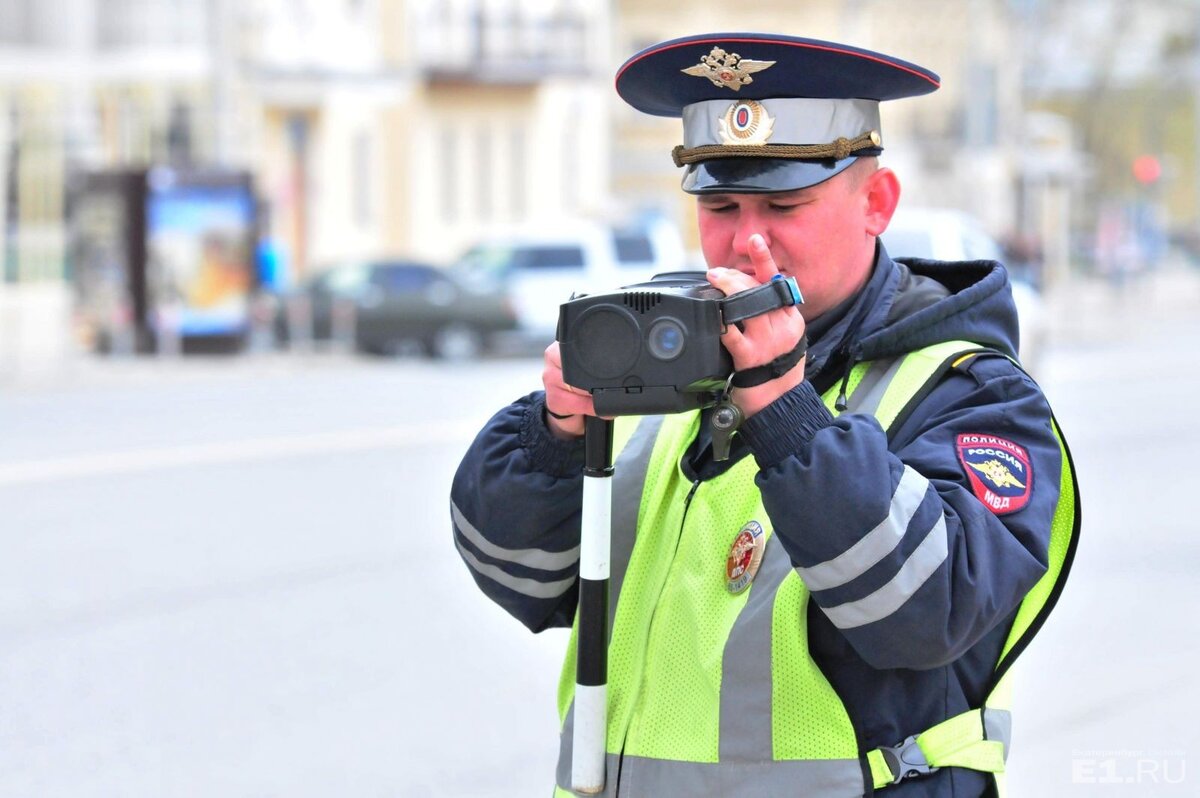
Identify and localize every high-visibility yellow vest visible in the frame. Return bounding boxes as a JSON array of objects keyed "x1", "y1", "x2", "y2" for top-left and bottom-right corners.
[{"x1": 553, "y1": 341, "x2": 1080, "y2": 797}]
